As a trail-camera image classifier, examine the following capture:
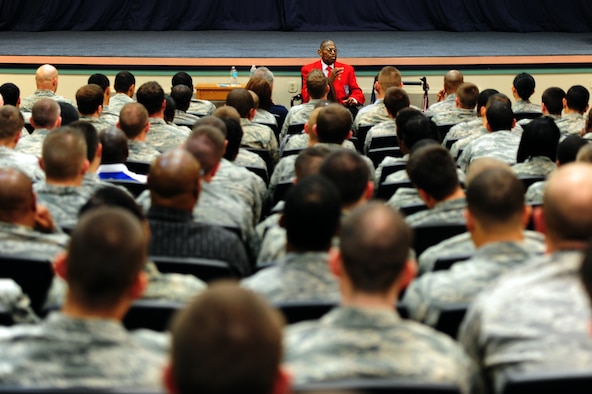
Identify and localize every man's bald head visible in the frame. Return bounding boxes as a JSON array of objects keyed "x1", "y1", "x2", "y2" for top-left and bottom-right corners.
[
  {"x1": 148, "y1": 149, "x2": 201, "y2": 210},
  {"x1": 184, "y1": 125, "x2": 226, "y2": 178},
  {"x1": 35, "y1": 64, "x2": 59, "y2": 91},
  {"x1": 0, "y1": 168, "x2": 35, "y2": 225},
  {"x1": 544, "y1": 163, "x2": 592, "y2": 246},
  {"x1": 444, "y1": 70, "x2": 464, "y2": 94}
]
